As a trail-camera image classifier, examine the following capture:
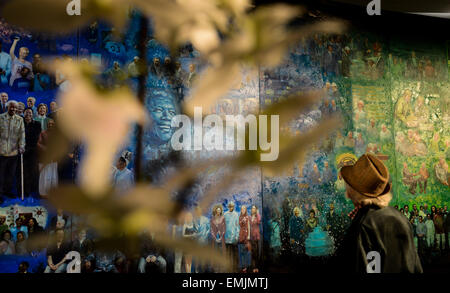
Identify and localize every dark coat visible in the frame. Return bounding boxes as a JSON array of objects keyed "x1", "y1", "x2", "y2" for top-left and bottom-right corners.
[
  {"x1": 24, "y1": 119, "x2": 41, "y2": 153},
  {"x1": 333, "y1": 205, "x2": 423, "y2": 273}
]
